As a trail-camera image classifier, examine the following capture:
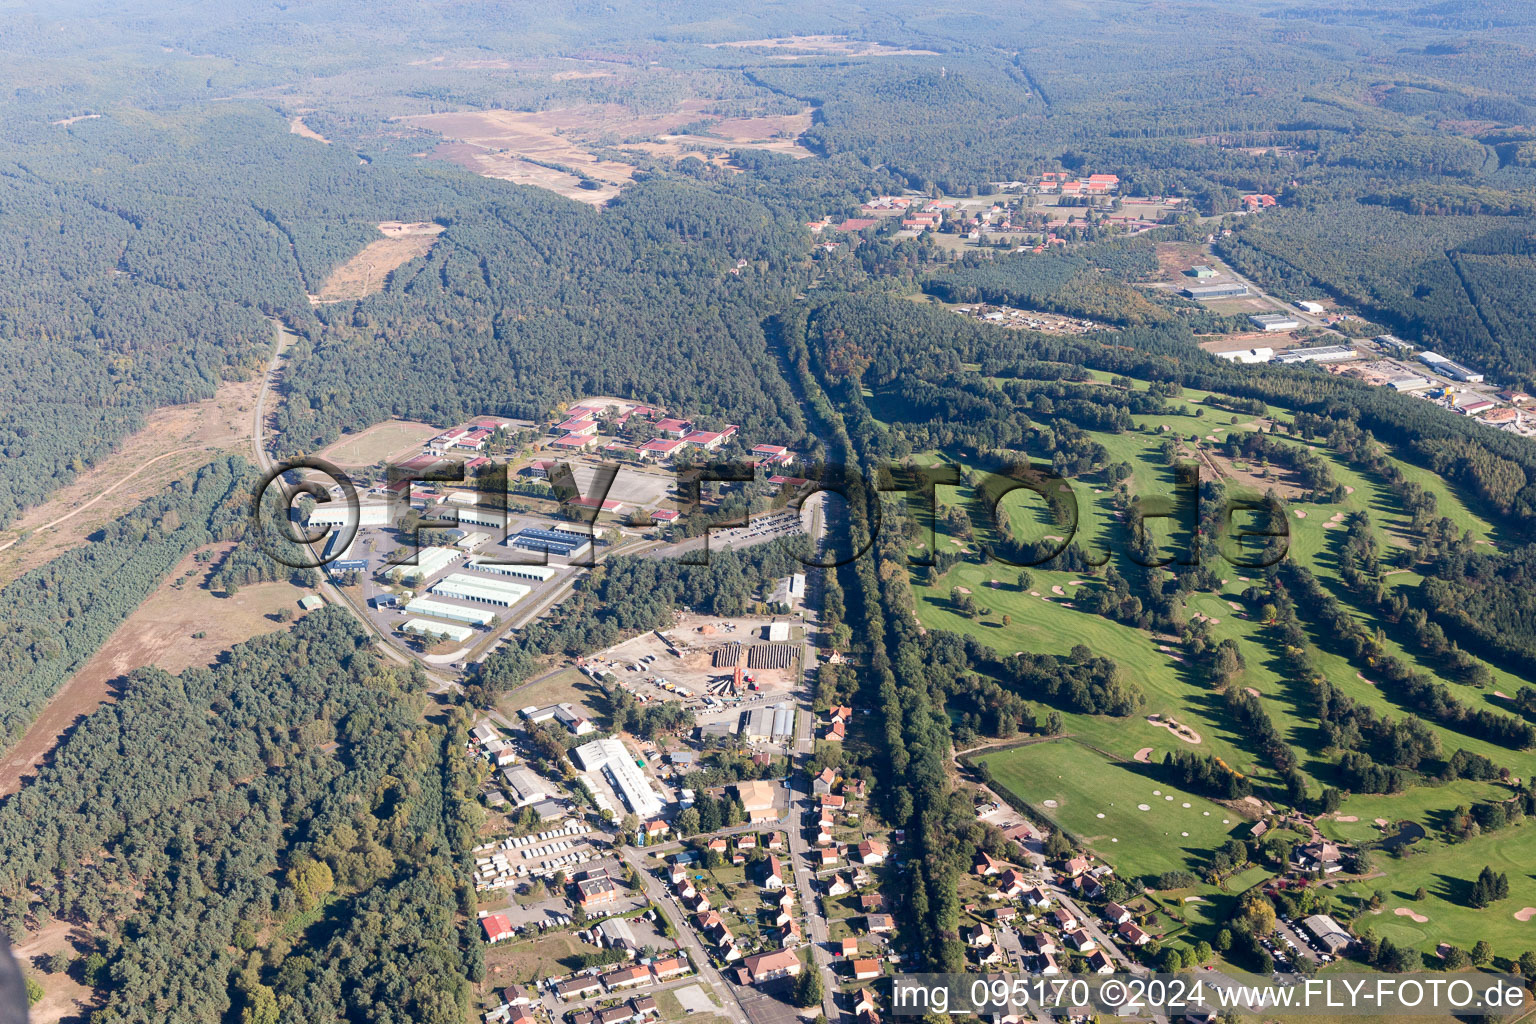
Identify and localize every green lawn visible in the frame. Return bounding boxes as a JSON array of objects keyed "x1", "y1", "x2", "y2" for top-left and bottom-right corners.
[
  {"x1": 1330, "y1": 823, "x2": 1536, "y2": 961},
  {"x1": 977, "y1": 738, "x2": 1246, "y2": 880}
]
